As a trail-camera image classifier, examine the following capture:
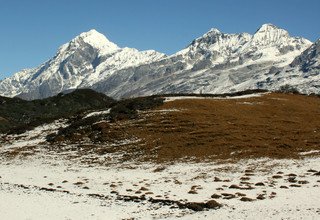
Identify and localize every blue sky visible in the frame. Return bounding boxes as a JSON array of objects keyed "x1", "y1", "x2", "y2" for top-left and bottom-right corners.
[{"x1": 0, "y1": 0, "x2": 319, "y2": 79}]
